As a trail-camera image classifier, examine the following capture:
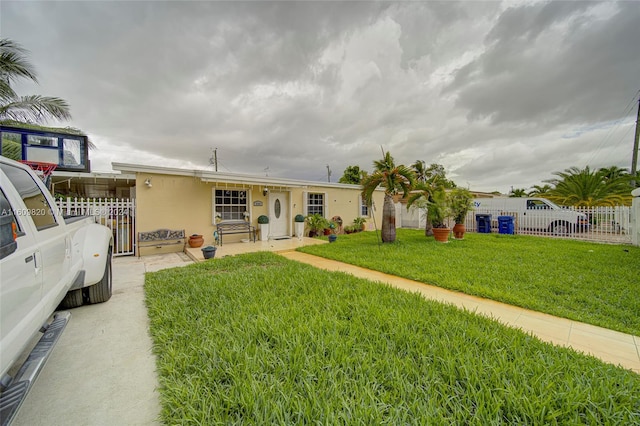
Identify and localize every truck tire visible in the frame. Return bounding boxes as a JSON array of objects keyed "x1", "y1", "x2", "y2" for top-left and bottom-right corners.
[
  {"x1": 58, "y1": 289, "x2": 84, "y2": 309},
  {"x1": 550, "y1": 221, "x2": 572, "y2": 236},
  {"x1": 87, "y1": 248, "x2": 112, "y2": 304}
]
